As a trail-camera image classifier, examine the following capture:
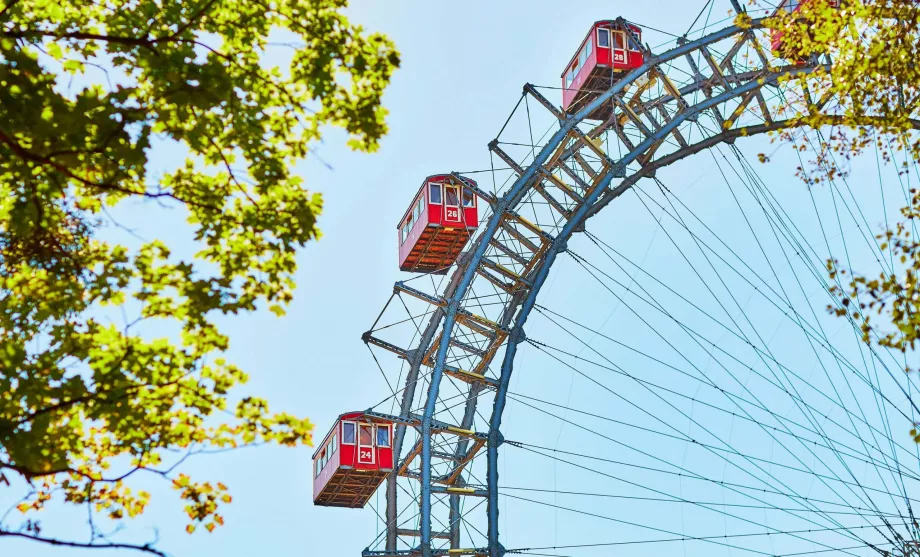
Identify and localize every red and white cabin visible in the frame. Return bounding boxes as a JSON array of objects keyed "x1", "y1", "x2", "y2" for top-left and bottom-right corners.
[
  {"x1": 313, "y1": 412, "x2": 395, "y2": 508},
  {"x1": 562, "y1": 20, "x2": 644, "y2": 120},
  {"x1": 771, "y1": 0, "x2": 840, "y2": 56},
  {"x1": 398, "y1": 174, "x2": 479, "y2": 274}
]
